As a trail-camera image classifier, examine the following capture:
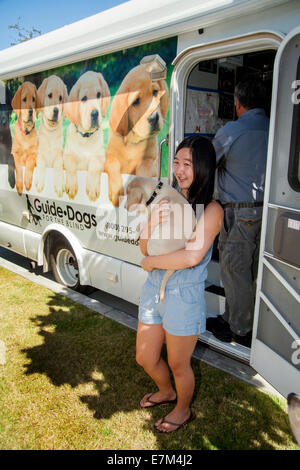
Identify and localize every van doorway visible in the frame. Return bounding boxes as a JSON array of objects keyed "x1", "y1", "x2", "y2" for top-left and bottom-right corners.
[{"x1": 184, "y1": 50, "x2": 276, "y2": 361}]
